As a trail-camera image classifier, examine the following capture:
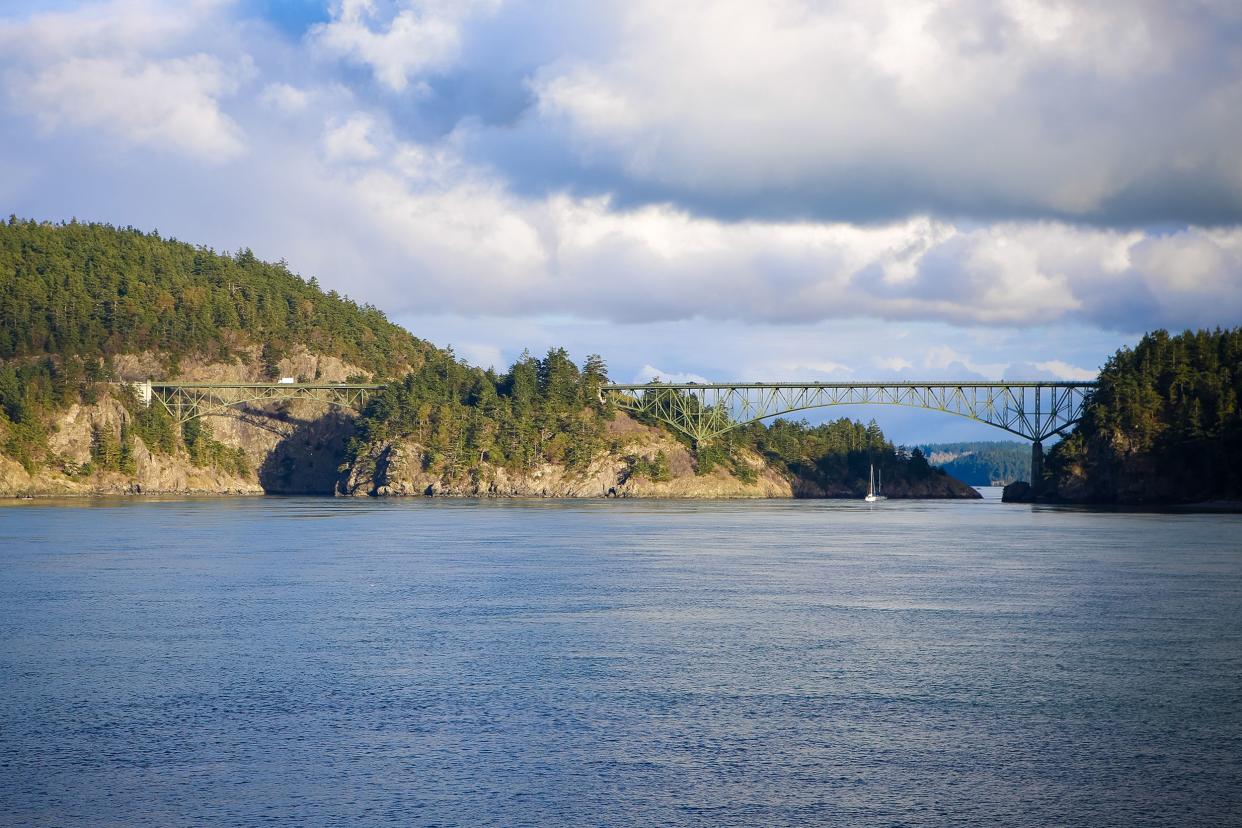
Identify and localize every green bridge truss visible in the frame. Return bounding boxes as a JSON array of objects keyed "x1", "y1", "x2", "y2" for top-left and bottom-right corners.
[
  {"x1": 604, "y1": 381, "x2": 1097, "y2": 444},
  {"x1": 135, "y1": 381, "x2": 384, "y2": 427}
]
